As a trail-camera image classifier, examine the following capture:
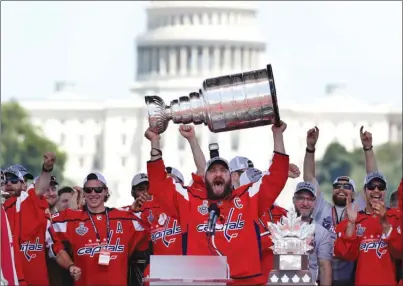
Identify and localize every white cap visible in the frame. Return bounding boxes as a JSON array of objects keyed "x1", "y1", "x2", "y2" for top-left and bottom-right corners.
[
  {"x1": 4, "y1": 167, "x2": 24, "y2": 182},
  {"x1": 333, "y1": 176, "x2": 356, "y2": 192},
  {"x1": 229, "y1": 156, "x2": 254, "y2": 173},
  {"x1": 83, "y1": 172, "x2": 107, "y2": 187},
  {"x1": 365, "y1": 172, "x2": 387, "y2": 186},
  {"x1": 131, "y1": 173, "x2": 148, "y2": 187},
  {"x1": 205, "y1": 157, "x2": 229, "y2": 174},
  {"x1": 295, "y1": 181, "x2": 317, "y2": 197},
  {"x1": 240, "y1": 168, "x2": 263, "y2": 186},
  {"x1": 166, "y1": 167, "x2": 184, "y2": 183}
]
